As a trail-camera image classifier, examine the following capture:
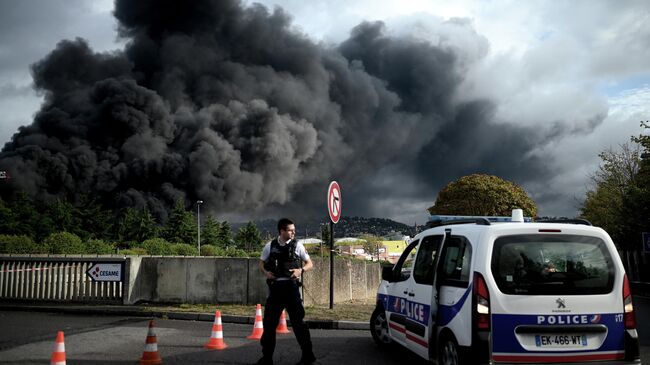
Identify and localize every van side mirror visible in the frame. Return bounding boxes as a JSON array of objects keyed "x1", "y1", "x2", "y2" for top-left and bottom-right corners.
[{"x1": 381, "y1": 265, "x2": 395, "y2": 282}]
